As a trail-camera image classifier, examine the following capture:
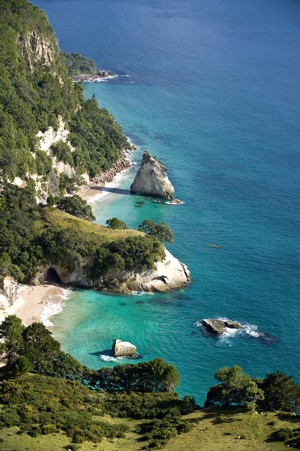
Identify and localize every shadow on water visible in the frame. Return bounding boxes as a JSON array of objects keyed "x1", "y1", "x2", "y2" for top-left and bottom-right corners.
[
  {"x1": 90, "y1": 349, "x2": 112, "y2": 357},
  {"x1": 90, "y1": 186, "x2": 131, "y2": 195}
]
